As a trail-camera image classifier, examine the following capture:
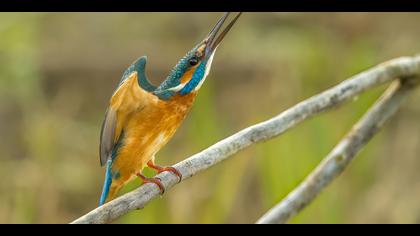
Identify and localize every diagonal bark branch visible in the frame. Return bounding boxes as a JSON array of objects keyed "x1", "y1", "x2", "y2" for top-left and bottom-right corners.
[
  {"x1": 256, "y1": 77, "x2": 419, "y2": 224},
  {"x1": 71, "y1": 56, "x2": 420, "y2": 224}
]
